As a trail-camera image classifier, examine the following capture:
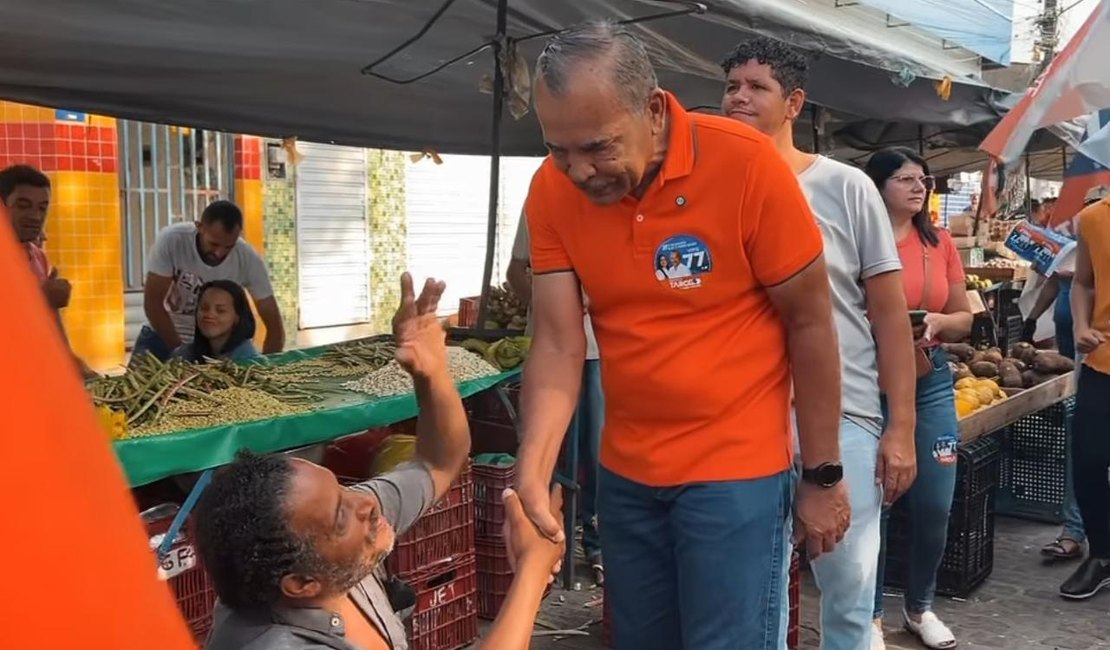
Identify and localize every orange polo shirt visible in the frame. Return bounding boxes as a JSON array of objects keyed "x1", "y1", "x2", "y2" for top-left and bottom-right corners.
[
  {"x1": 525, "y1": 93, "x2": 824, "y2": 486},
  {"x1": 1079, "y1": 198, "x2": 1110, "y2": 375}
]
